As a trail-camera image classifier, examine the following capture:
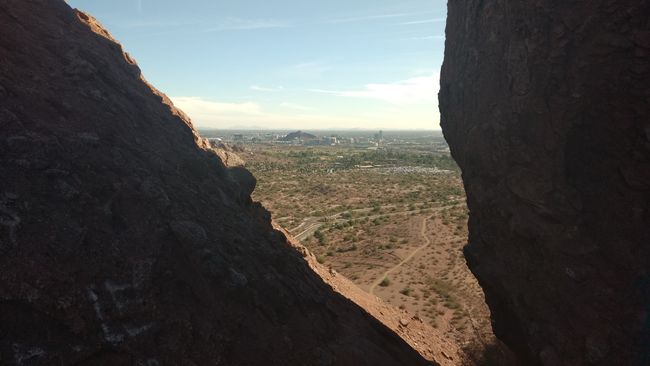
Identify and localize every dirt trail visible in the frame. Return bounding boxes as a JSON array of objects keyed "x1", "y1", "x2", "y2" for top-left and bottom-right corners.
[
  {"x1": 290, "y1": 202, "x2": 465, "y2": 242},
  {"x1": 369, "y1": 216, "x2": 433, "y2": 295}
]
